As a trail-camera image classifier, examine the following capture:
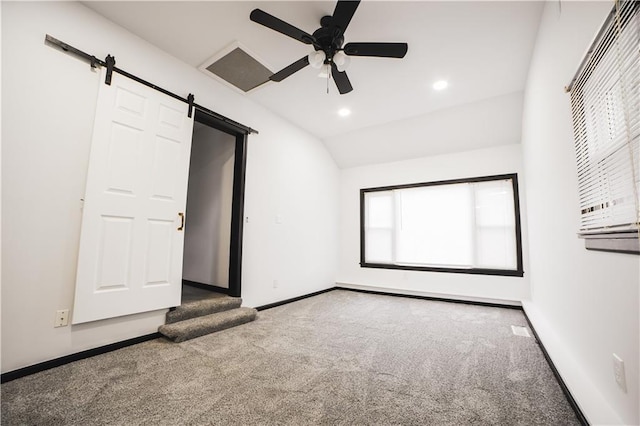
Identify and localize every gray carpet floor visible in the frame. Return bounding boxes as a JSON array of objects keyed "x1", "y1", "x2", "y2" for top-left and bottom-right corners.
[
  {"x1": 1, "y1": 289, "x2": 579, "y2": 425},
  {"x1": 181, "y1": 284, "x2": 226, "y2": 304}
]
